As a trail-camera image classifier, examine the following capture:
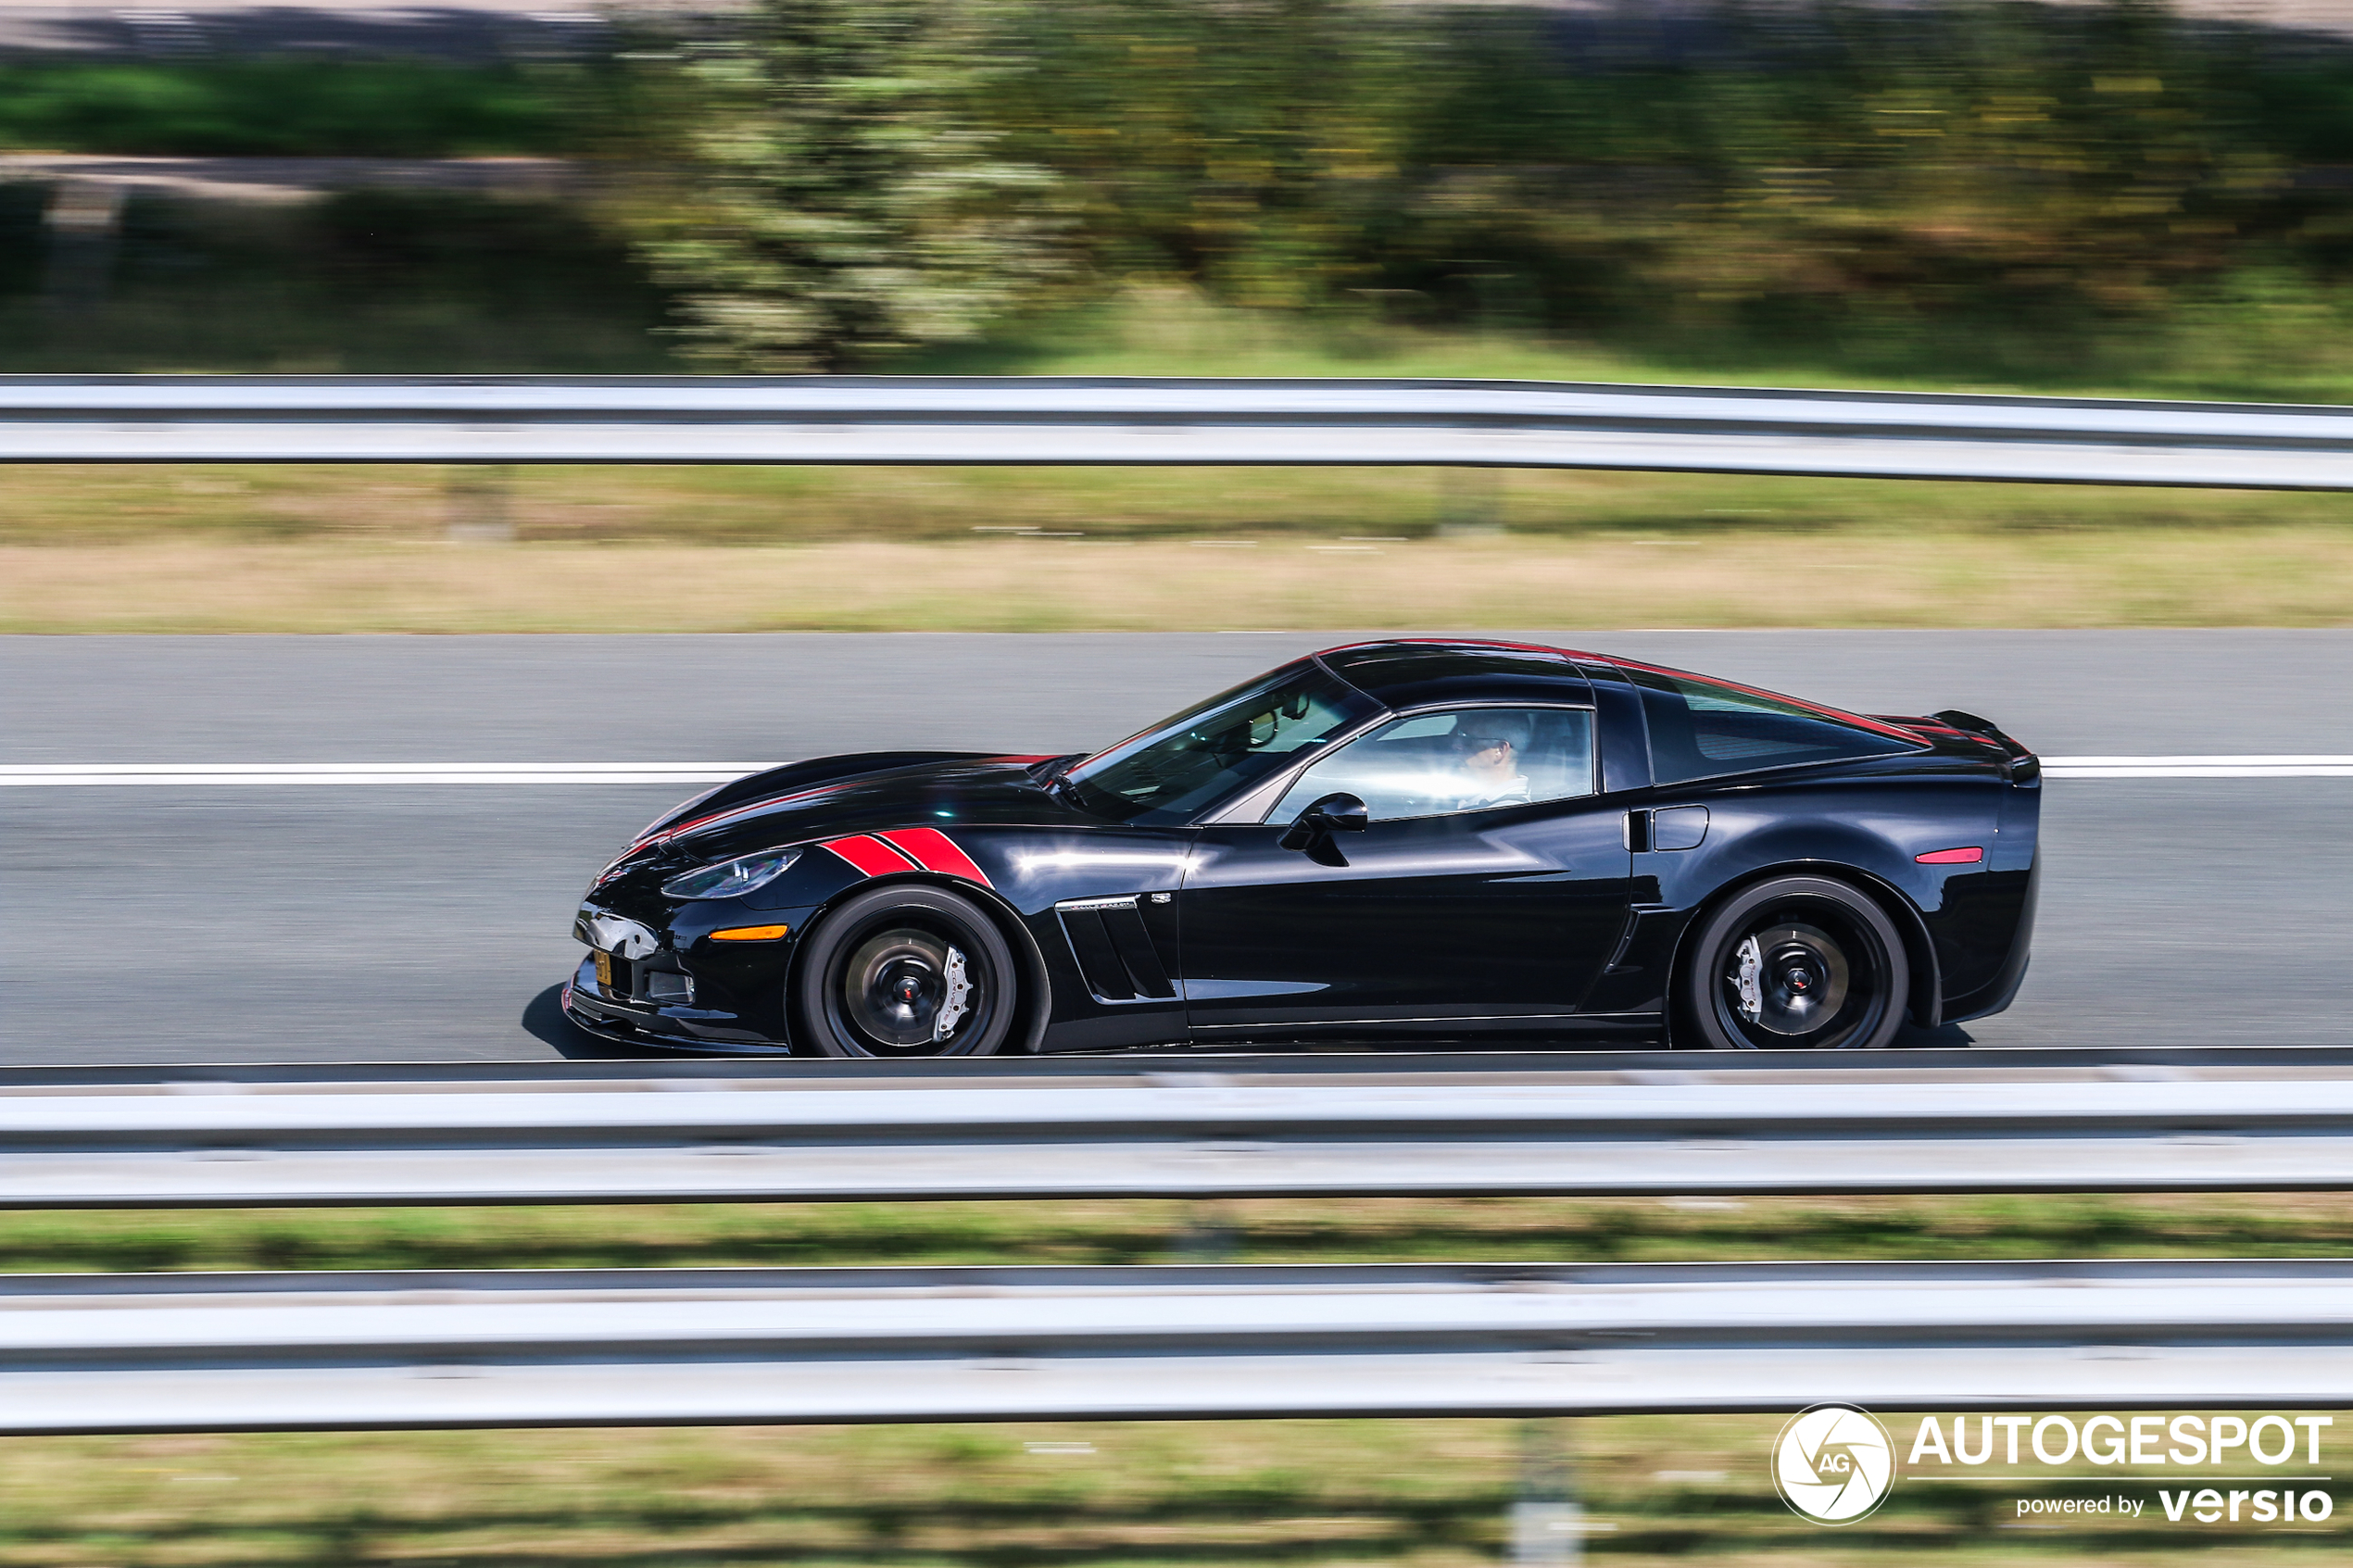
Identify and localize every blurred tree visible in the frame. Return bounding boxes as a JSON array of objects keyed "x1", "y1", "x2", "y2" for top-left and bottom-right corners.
[
  {"x1": 1692, "y1": 0, "x2": 2284, "y2": 315},
  {"x1": 993, "y1": 0, "x2": 1422, "y2": 307},
  {"x1": 1361, "y1": 0, "x2": 2290, "y2": 351},
  {"x1": 607, "y1": 0, "x2": 2334, "y2": 375},
  {"x1": 630, "y1": 0, "x2": 1067, "y2": 370}
]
